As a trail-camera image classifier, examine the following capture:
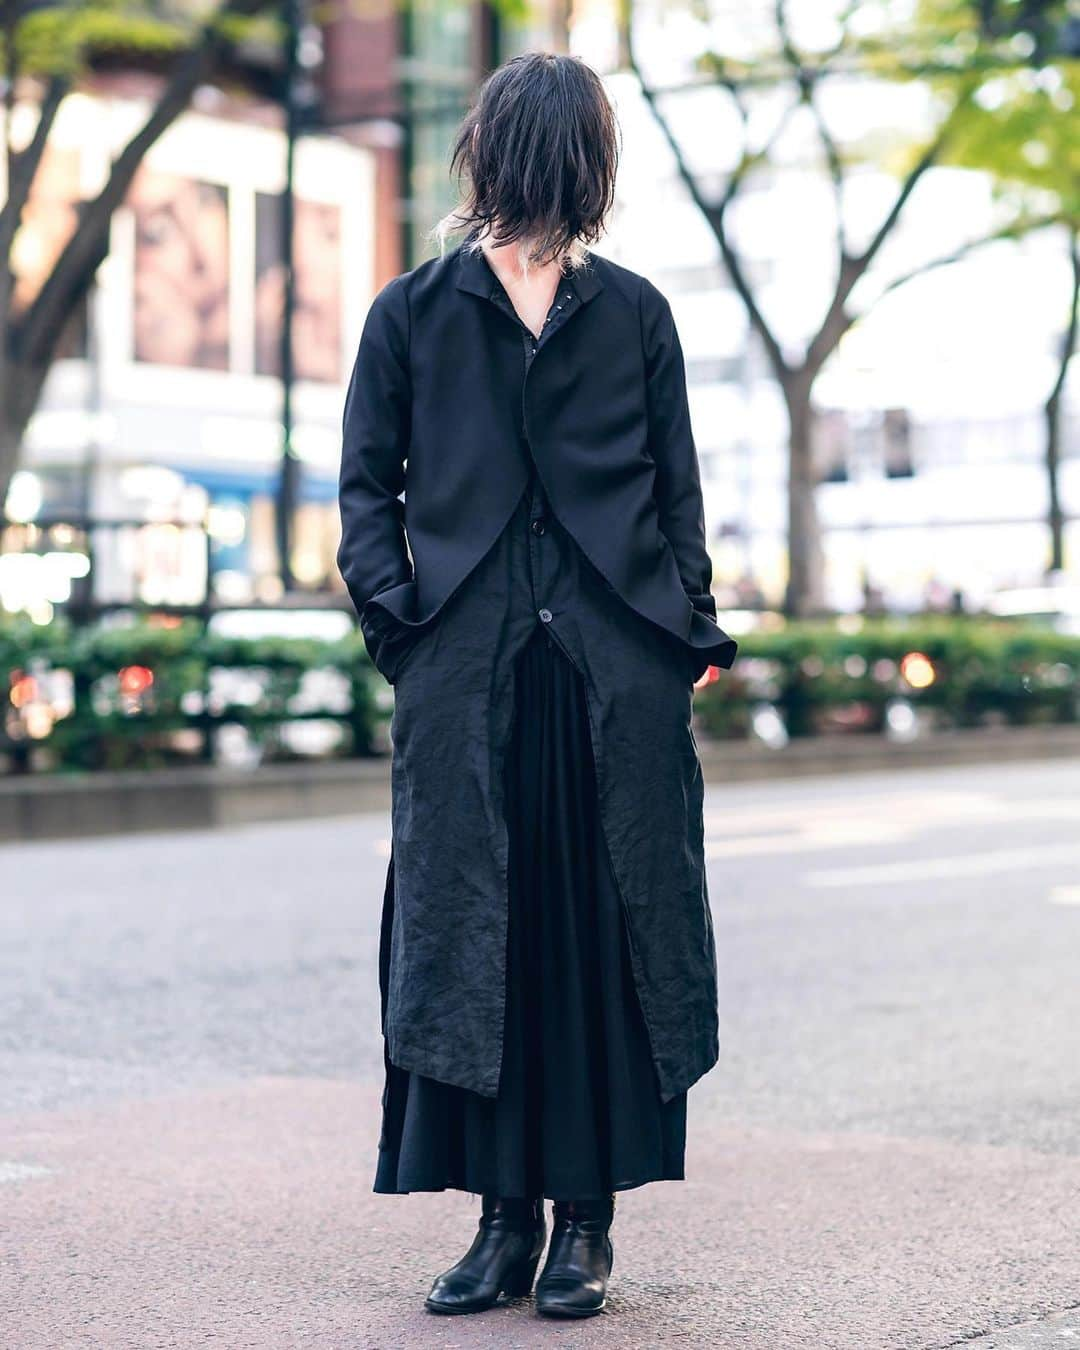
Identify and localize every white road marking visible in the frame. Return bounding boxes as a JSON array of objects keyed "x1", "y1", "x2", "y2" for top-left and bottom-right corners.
[
  {"x1": 702, "y1": 794, "x2": 1080, "y2": 861},
  {"x1": 0, "y1": 1161, "x2": 51, "y2": 1184},
  {"x1": 705, "y1": 823, "x2": 914, "y2": 860},
  {"x1": 1049, "y1": 887, "x2": 1080, "y2": 907},
  {"x1": 806, "y1": 842, "x2": 1080, "y2": 889},
  {"x1": 702, "y1": 792, "x2": 997, "y2": 837}
]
